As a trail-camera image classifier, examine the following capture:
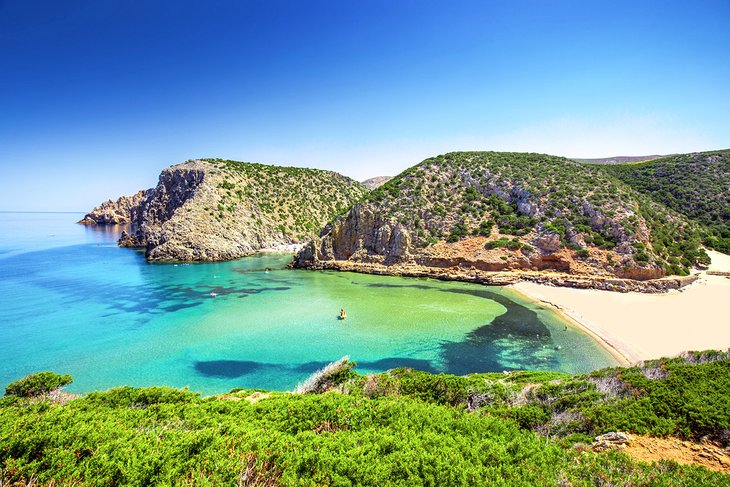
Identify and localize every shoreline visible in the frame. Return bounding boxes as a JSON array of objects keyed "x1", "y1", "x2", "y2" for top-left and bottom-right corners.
[
  {"x1": 509, "y1": 250, "x2": 730, "y2": 364},
  {"x1": 259, "y1": 243, "x2": 305, "y2": 253},
  {"x1": 295, "y1": 259, "x2": 699, "y2": 293},
  {"x1": 297, "y1": 252, "x2": 730, "y2": 365},
  {"x1": 508, "y1": 284, "x2": 636, "y2": 366}
]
